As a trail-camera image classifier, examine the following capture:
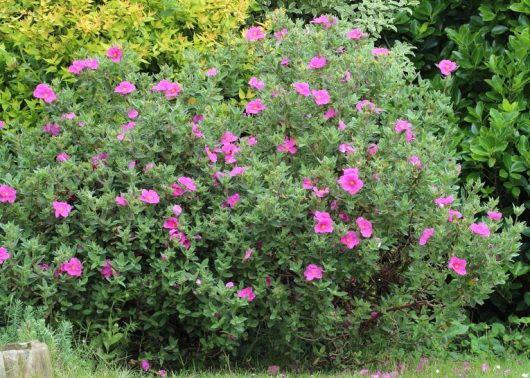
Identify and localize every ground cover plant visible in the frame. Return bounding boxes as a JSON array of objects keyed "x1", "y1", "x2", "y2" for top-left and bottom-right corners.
[{"x1": 0, "y1": 10, "x2": 524, "y2": 372}]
